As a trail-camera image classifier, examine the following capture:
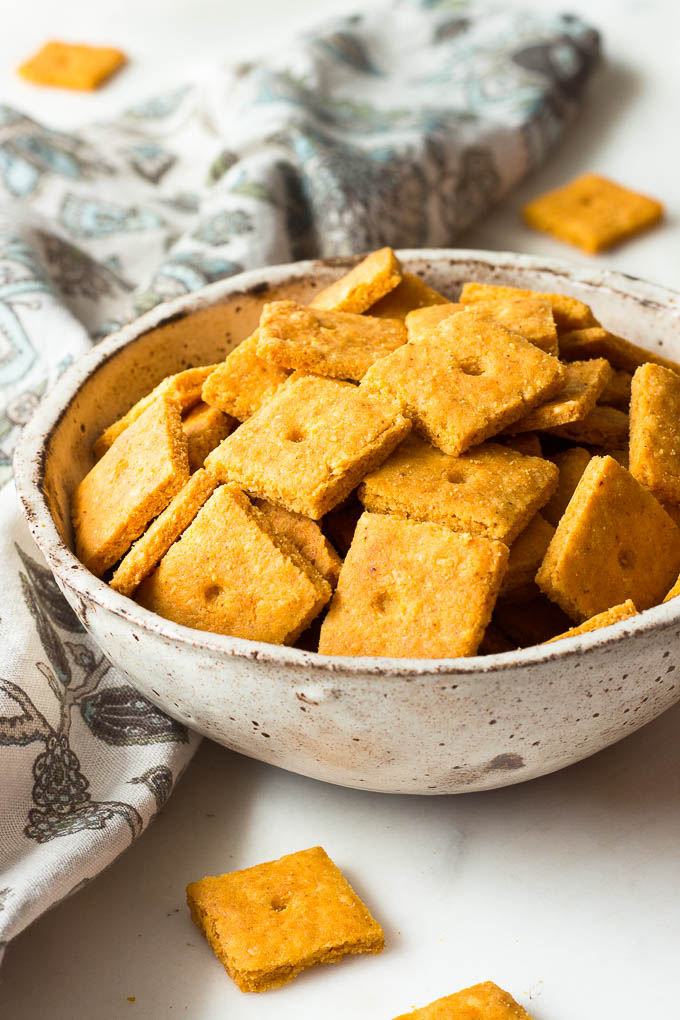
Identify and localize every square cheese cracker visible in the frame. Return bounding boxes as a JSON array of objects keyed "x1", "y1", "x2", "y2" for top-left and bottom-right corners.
[
  {"x1": 136, "y1": 484, "x2": 330, "y2": 642},
  {"x1": 182, "y1": 401, "x2": 233, "y2": 471},
  {"x1": 202, "y1": 332, "x2": 290, "y2": 422},
  {"x1": 545, "y1": 599, "x2": 638, "y2": 643},
  {"x1": 358, "y1": 435, "x2": 557, "y2": 544},
  {"x1": 459, "y1": 284, "x2": 558, "y2": 356},
  {"x1": 459, "y1": 281, "x2": 596, "y2": 333},
  {"x1": 256, "y1": 300, "x2": 407, "y2": 381},
  {"x1": 73, "y1": 396, "x2": 189, "y2": 577},
  {"x1": 559, "y1": 326, "x2": 680, "y2": 374},
  {"x1": 548, "y1": 405, "x2": 629, "y2": 447},
  {"x1": 542, "y1": 446, "x2": 592, "y2": 527},
  {"x1": 367, "y1": 272, "x2": 449, "y2": 320},
  {"x1": 19, "y1": 41, "x2": 126, "y2": 90},
  {"x1": 318, "y1": 512, "x2": 508, "y2": 658},
  {"x1": 206, "y1": 373, "x2": 410, "y2": 519},
  {"x1": 536, "y1": 455, "x2": 680, "y2": 620},
  {"x1": 503, "y1": 358, "x2": 611, "y2": 434},
  {"x1": 523, "y1": 173, "x2": 664, "y2": 254},
  {"x1": 360, "y1": 308, "x2": 565, "y2": 457},
  {"x1": 186, "y1": 846, "x2": 384, "y2": 993},
  {"x1": 629, "y1": 363, "x2": 680, "y2": 505},
  {"x1": 392, "y1": 980, "x2": 535, "y2": 1020},
  {"x1": 253, "y1": 499, "x2": 342, "y2": 587},
  {"x1": 405, "y1": 303, "x2": 462, "y2": 342},
  {"x1": 499, "y1": 514, "x2": 555, "y2": 602},
  {"x1": 310, "y1": 247, "x2": 401, "y2": 312}
]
